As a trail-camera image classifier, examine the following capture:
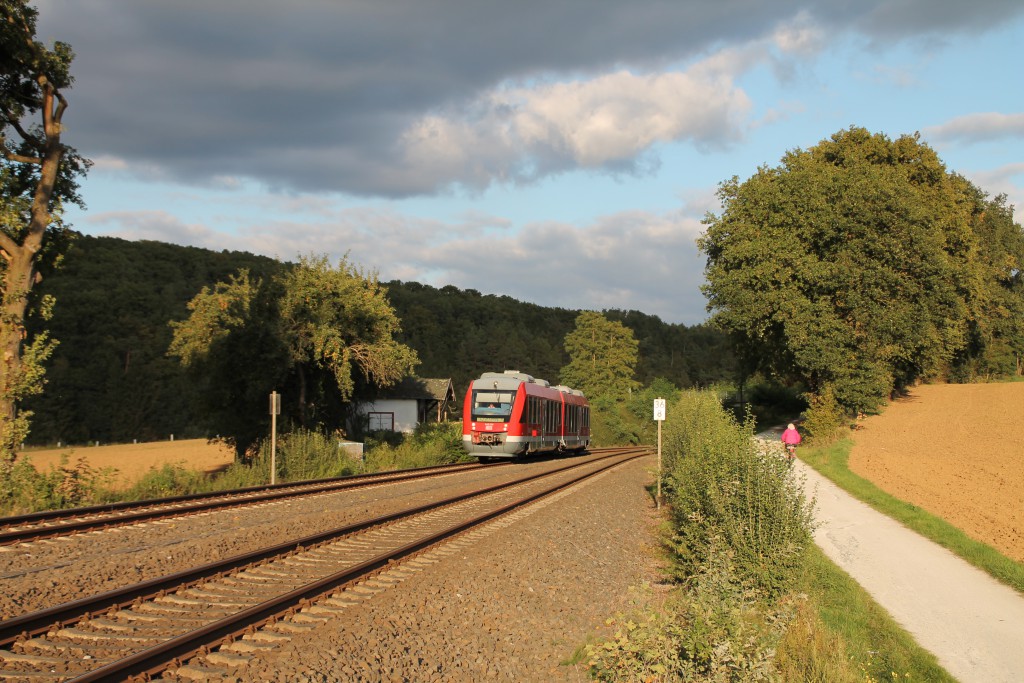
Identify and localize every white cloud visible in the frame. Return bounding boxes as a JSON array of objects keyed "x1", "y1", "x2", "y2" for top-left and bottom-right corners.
[
  {"x1": 80, "y1": 202, "x2": 710, "y2": 324},
  {"x1": 86, "y1": 210, "x2": 221, "y2": 247},
  {"x1": 399, "y1": 62, "x2": 752, "y2": 190},
  {"x1": 964, "y1": 162, "x2": 1024, "y2": 216},
  {"x1": 926, "y1": 112, "x2": 1024, "y2": 143},
  {"x1": 772, "y1": 11, "x2": 825, "y2": 56}
]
